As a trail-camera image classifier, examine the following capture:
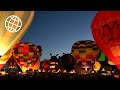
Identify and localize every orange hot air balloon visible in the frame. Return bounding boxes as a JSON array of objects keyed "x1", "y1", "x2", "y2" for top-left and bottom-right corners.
[
  {"x1": 91, "y1": 11, "x2": 120, "y2": 70},
  {"x1": 0, "y1": 11, "x2": 34, "y2": 57},
  {"x1": 13, "y1": 42, "x2": 40, "y2": 73}
]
